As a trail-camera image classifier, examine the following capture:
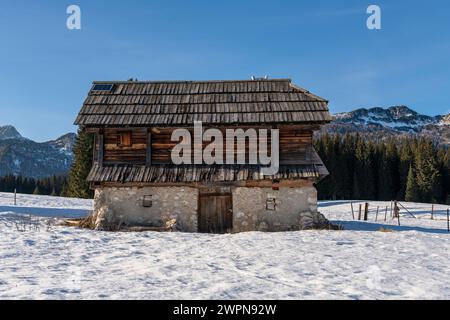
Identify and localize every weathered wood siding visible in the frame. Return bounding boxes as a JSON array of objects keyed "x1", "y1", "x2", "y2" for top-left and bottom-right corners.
[
  {"x1": 97, "y1": 126, "x2": 313, "y2": 165},
  {"x1": 279, "y1": 128, "x2": 312, "y2": 164},
  {"x1": 152, "y1": 127, "x2": 312, "y2": 165},
  {"x1": 103, "y1": 129, "x2": 147, "y2": 164}
]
